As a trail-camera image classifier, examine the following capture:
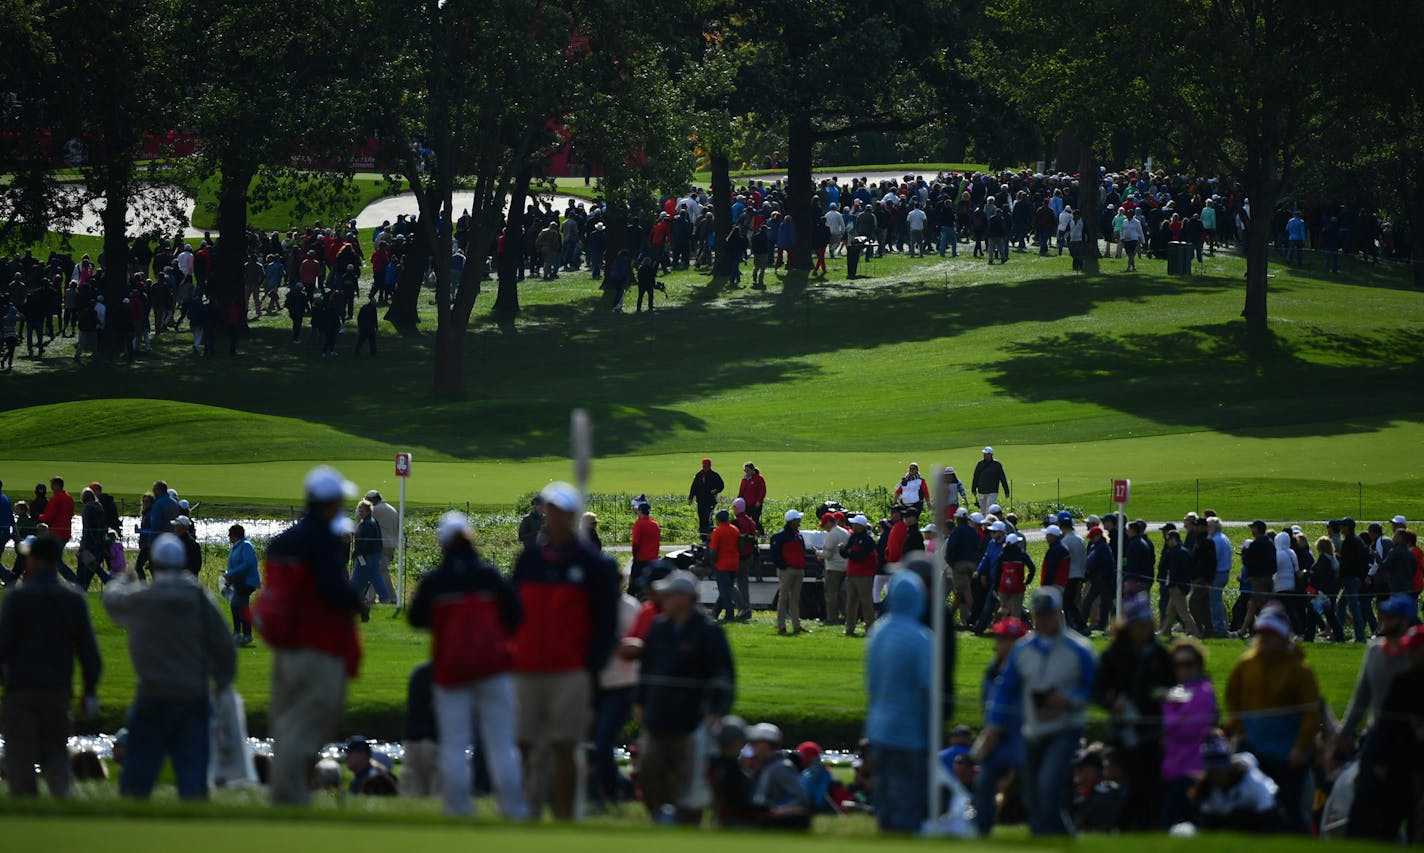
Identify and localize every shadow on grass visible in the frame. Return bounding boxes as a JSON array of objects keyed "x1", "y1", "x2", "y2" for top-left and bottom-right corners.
[
  {"x1": 9, "y1": 269, "x2": 1416, "y2": 458},
  {"x1": 984, "y1": 322, "x2": 1424, "y2": 438}
]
